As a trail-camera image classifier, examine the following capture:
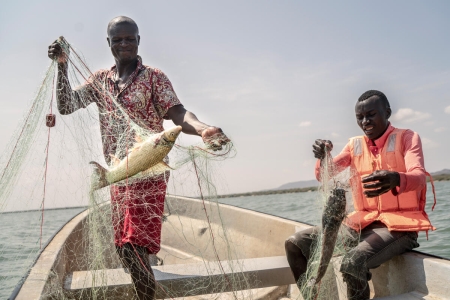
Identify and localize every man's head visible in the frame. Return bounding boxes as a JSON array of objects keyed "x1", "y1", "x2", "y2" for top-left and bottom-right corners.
[
  {"x1": 355, "y1": 90, "x2": 392, "y2": 140},
  {"x1": 107, "y1": 16, "x2": 140, "y2": 63}
]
